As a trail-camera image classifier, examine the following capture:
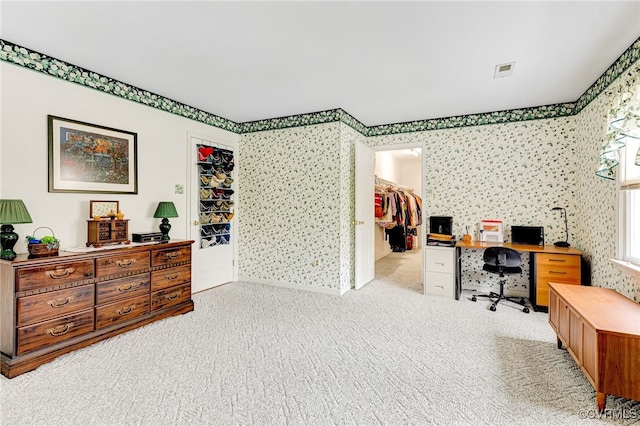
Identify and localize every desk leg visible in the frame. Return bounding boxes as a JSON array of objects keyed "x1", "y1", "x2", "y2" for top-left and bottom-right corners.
[{"x1": 455, "y1": 246, "x2": 462, "y2": 300}]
